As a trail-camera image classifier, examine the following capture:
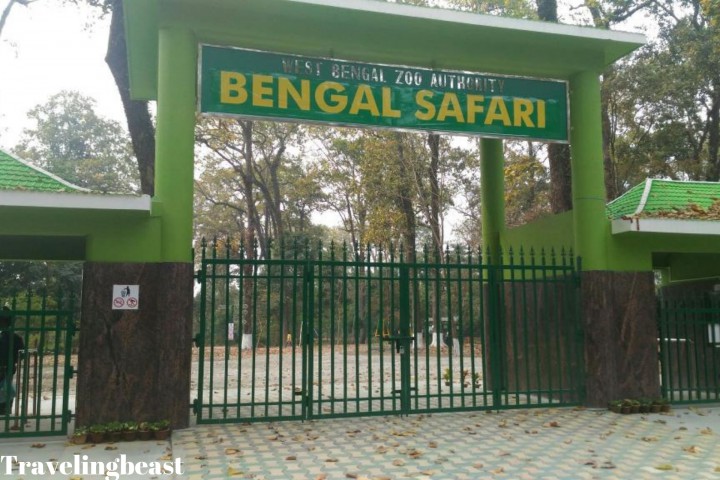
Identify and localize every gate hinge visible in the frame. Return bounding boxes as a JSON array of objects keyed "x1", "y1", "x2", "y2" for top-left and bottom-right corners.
[
  {"x1": 193, "y1": 334, "x2": 202, "y2": 348},
  {"x1": 195, "y1": 269, "x2": 205, "y2": 284},
  {"x1": 192, "y1": 398, "x2": 199, "y2": 415},
  {"x1": 67, "y1": 364, "x2": 77, "y2": 379}
]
